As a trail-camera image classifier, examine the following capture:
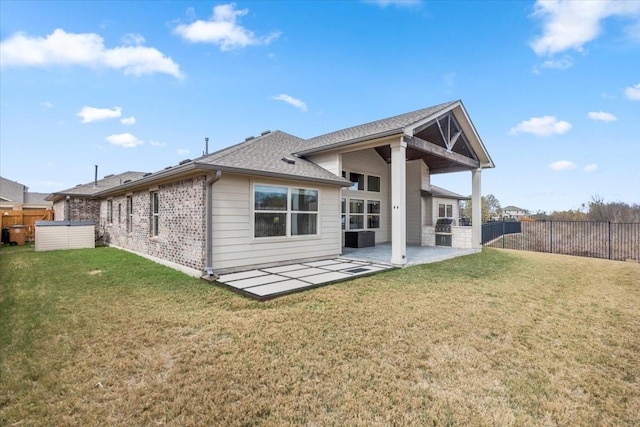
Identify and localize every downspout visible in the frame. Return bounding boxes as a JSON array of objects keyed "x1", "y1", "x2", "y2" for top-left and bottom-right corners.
[{"x1": 203, "y1": 170, "x2": 222, "y2": 279}]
